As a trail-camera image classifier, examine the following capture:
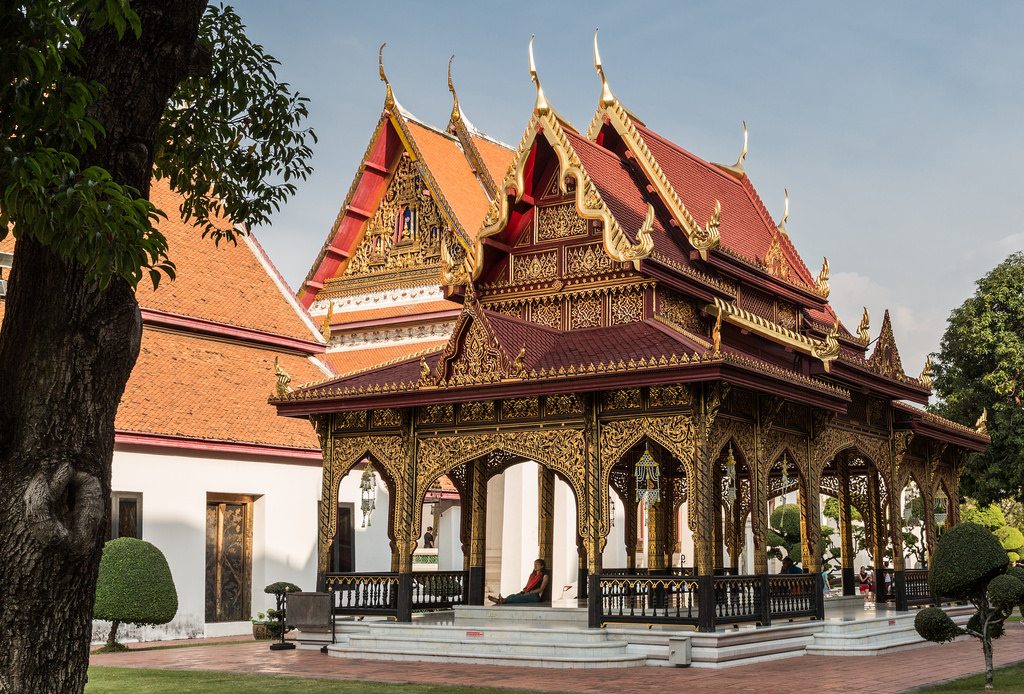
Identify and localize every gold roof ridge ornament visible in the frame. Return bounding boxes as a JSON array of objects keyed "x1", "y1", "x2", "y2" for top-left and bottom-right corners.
[
  {"x1": 975, "y1": 408, "x2": 988, "y2": 435},
  {"x1": 815, "y1": 257, "x2": 830, "y2": 298},
  {"x1": 379, "y1": 43, "x2": 395, "y2": 111},
  {"x1": 777, "y1": 188, "x2": 789, "y2": 236},
  {"x1": 273, "y1": 357, "x2": 292, "y2": 398},
  {"x1": 919, "y1": 355, "x2": 933, "y2": 390},
  {"x1": 811, "y1": 316, "x2": 841, "y2": 372},
  {"x1": 448, "y1": 54, "x2": 461, "y2": 124},
  {"x1": 528, "y1": 35, "x2": 550, "y2": 116},
  {"x1": 713, "y1": 121, "x2": 747, "y2": 179},
  {"x1": 594, "y1": 28, "x2": 615, "y2": 107},
  {"x1": 857, "y1": 307, "x2": 871, "y2": 343}
]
